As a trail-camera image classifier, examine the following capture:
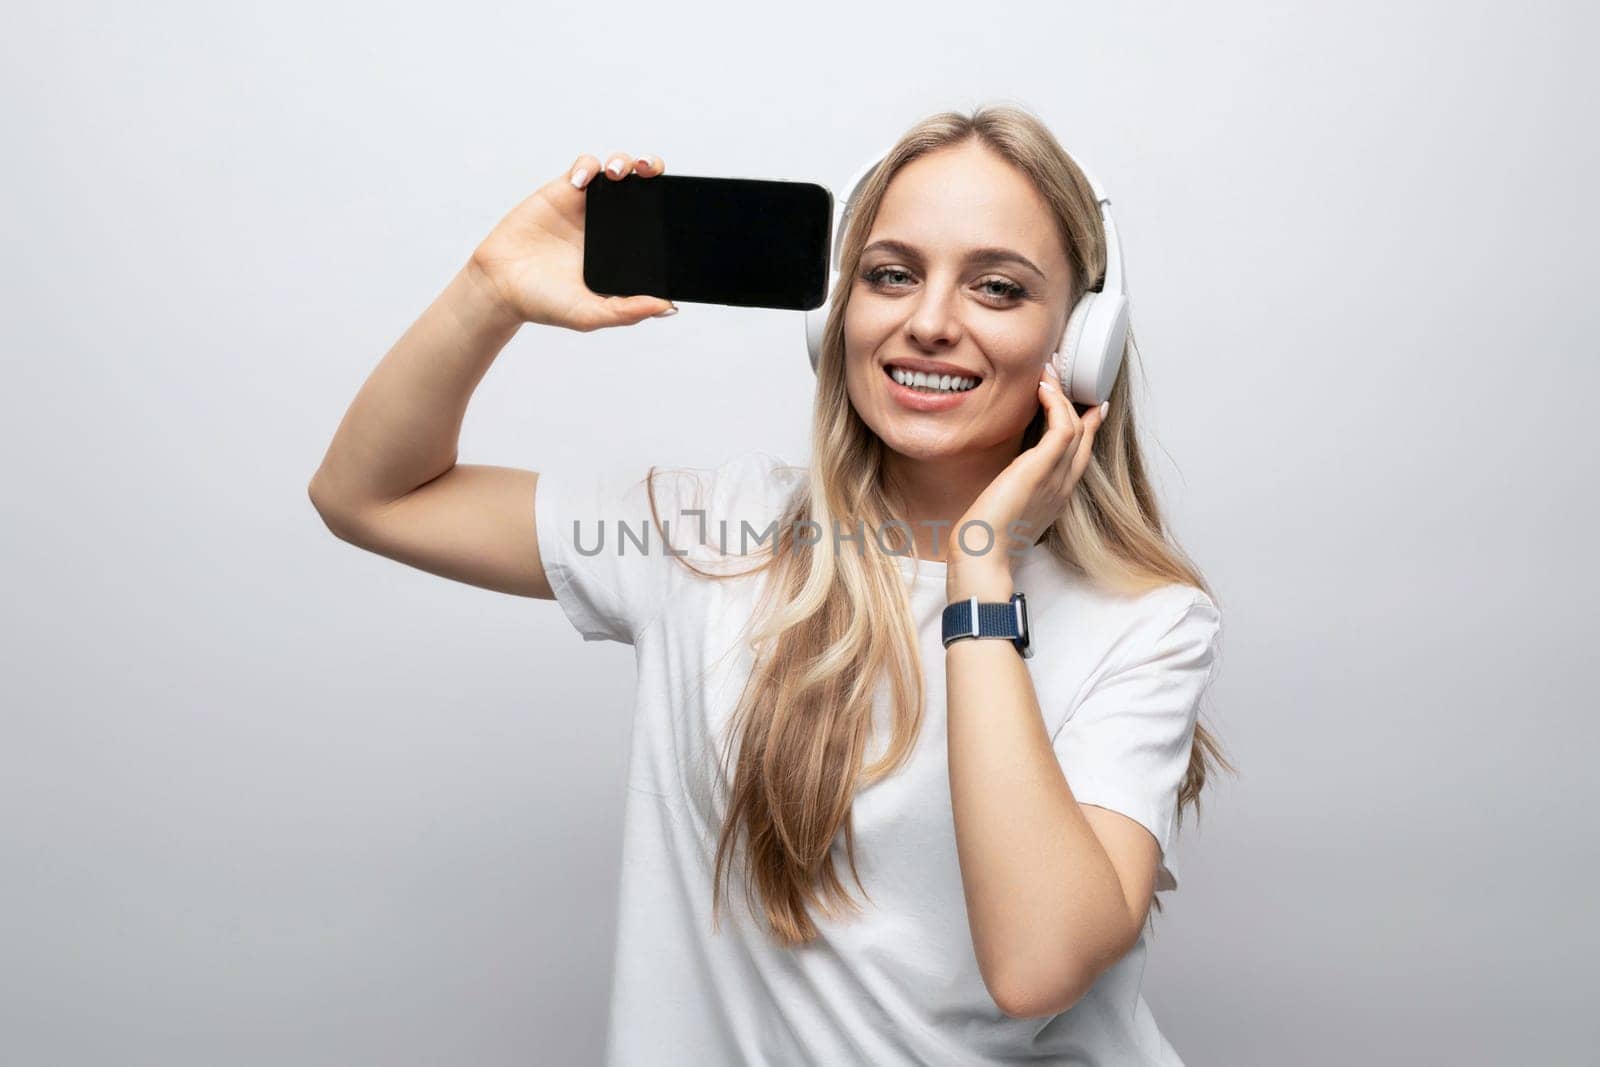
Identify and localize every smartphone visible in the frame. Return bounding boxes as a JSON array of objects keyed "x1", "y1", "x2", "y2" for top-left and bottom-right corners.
[{"x1": 582, "y1": 173, "x2": 833, "y2": 311}]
